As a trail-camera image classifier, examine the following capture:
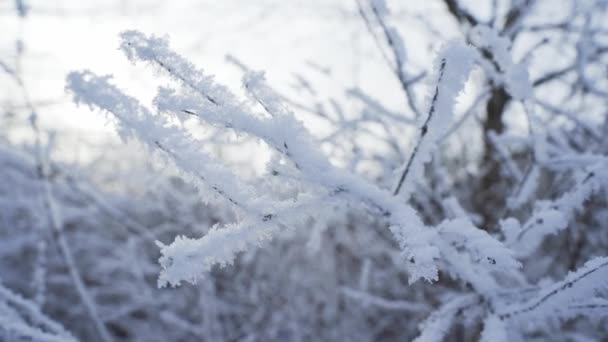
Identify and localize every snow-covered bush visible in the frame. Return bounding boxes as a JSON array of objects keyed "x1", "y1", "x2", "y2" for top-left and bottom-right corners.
[{"x1": 2, "y1": 0, "x2": 608, "y2": 340}]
